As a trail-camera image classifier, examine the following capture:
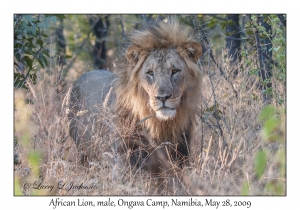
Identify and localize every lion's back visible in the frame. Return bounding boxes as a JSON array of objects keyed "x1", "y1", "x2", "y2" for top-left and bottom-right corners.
[
  {"x1": 70, "y1": 70, "x2": 116, "y2": 110},
  {"x1": 68, "y1": 70, "x2": 116, "y2": 151}
]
